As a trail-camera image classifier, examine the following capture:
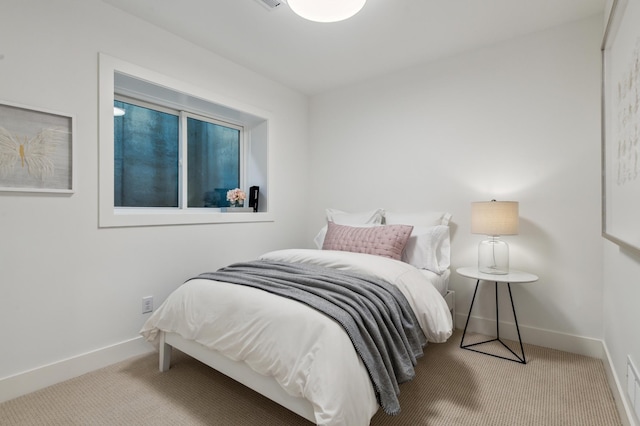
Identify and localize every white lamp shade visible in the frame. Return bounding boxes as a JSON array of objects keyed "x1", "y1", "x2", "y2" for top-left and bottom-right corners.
[
  {"x1": 287, "y1": 0, "x2": 366, "y2": 22},
  {"x1": 471, "y1": 201, "x2": 519, "y2": 236}
]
